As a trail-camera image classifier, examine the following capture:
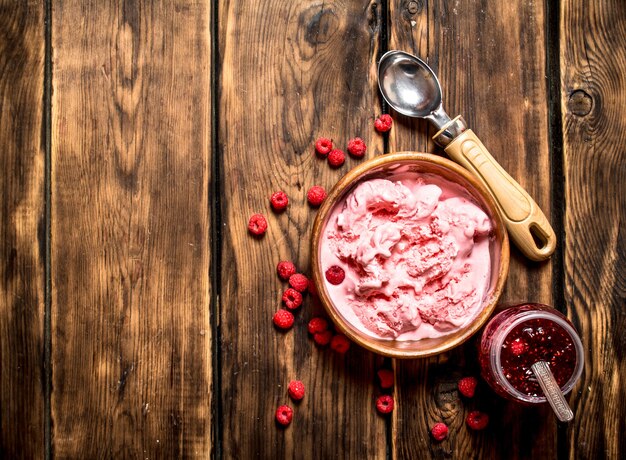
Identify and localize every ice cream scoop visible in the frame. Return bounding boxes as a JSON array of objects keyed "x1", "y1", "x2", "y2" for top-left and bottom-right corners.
[{"x1": 378, "y1": 50, "x2": 556, "y2": 262}]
